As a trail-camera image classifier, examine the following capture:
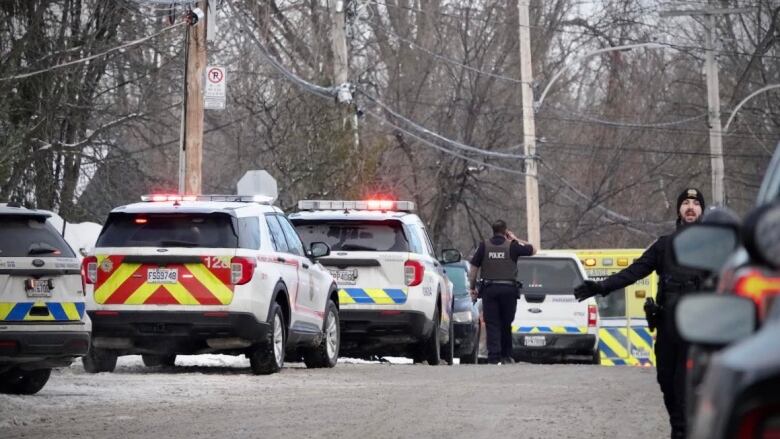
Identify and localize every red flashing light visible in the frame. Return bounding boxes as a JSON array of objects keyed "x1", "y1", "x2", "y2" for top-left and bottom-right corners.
[
  {"x1": 135, "y1": 217, "x2": 148, "y2": 224},
  {"x1": 142, "y1": 194, "x2": 198, "y2": 202},
  {"x1": 404, "y1": 260, "x2": 425, "y2": 286},
  {"x1": 367, "y1": 199, "x2": 395, "y2": 210},
  {"x1": 733, "y1": 269, "x2": 780, "y2": 321}
]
